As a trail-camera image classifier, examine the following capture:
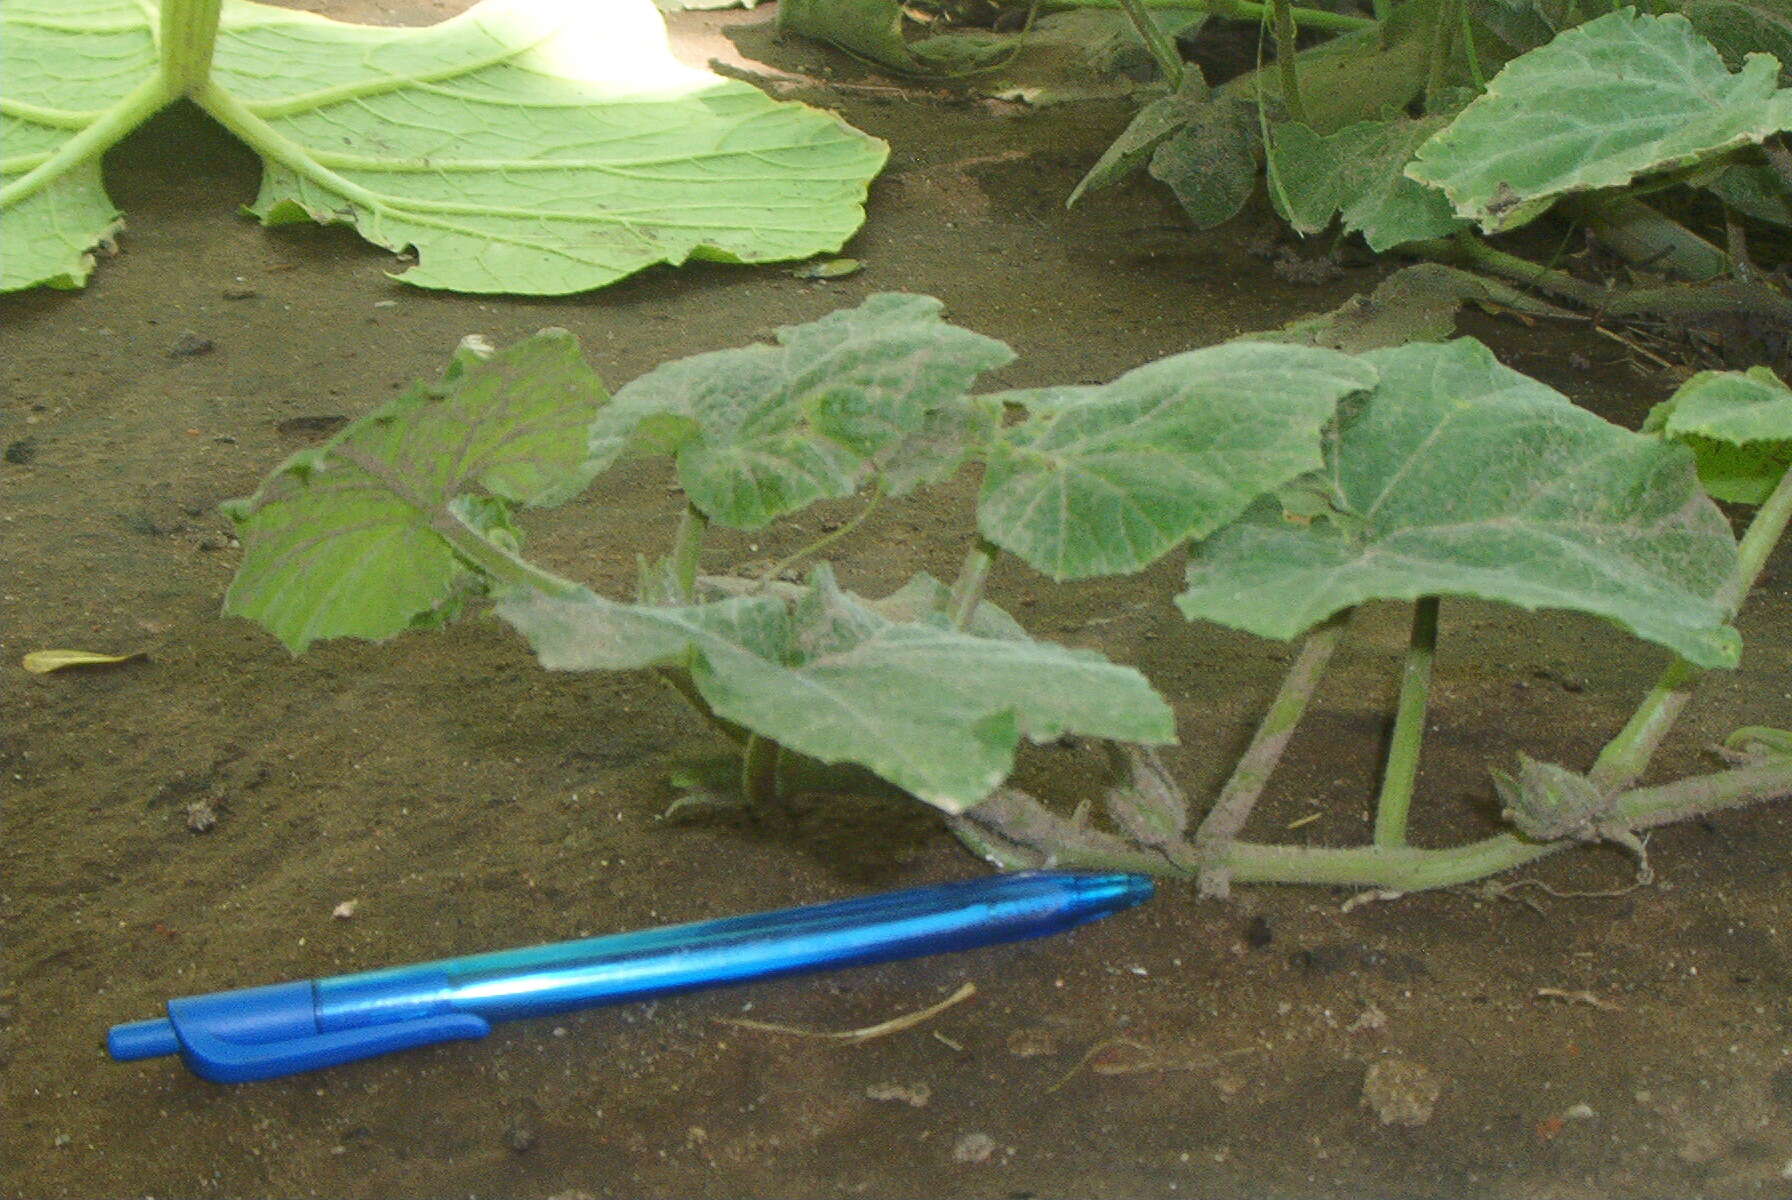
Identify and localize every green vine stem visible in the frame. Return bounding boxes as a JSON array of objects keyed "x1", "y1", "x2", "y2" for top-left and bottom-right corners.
[
  {"x1": 1559, "y1": 195, "x2": 1728, "y2": 283},
  {"x1": 1042, "y1": 0, "x2": 1375, "y2": 31},
  {"x1": 1409, "y1": 234, "x2": 1792, "y2": 324},
  {"x1": 1590, "y1": 459, "x2": 1792, "y2": 792},
  {"x1": 948, "y1": 535, "x2": 1000, "y2": 629},
  {"x1": 740, "y1": 734, "x2": 784, "y2": 805},
  {"x1": 1270, "y1": 0, "x2": 1307, "y2": 124},
  {"x1": 671, "y1": 503, "x2": 710, "y2": 602},
  {"x1": 1373, "y1": 597, "x2": 1439, "y2": 847},
  {"x1": 1422, "y1": 0, "x2": 1460, "y2": 111},
  {"x1": 955, "y1": 760, "x2": 1792, "y2": 890},
  {"x1": 161, "y1": 0, "x2": 223, "y2": 96},
  {"x1": 1194, "y1": 609, "x2": 1351, "y2": 897},
  {"x1": 757, "y1": 491, "x2": 879, "y2": 587},
  {"x1": 1112, "y1": 0, "x2": 1187, "y2": 90}
]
